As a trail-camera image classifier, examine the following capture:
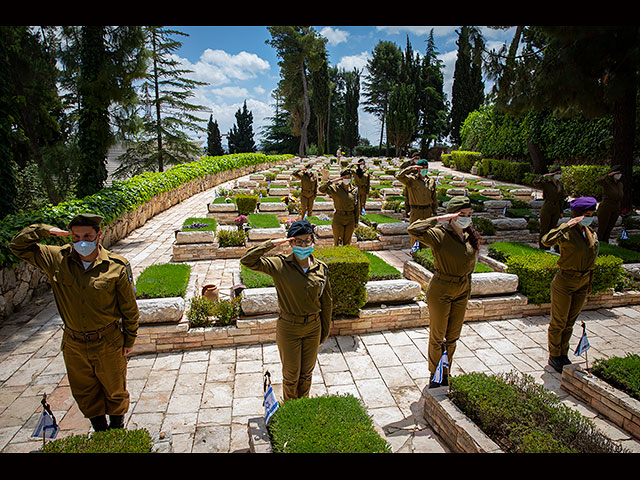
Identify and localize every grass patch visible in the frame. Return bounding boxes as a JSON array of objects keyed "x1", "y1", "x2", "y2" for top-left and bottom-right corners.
[
  {"x1": 592, "y1": 353, "x2": 640, "y2": 401},
  {"x1": 182, "y1": 217, "x2": 217, "y2": 232},
  {"x1": 212, "y1": 196, "x2": 234, "y2": 204},
  {"x1": 41, "y1": 428, "x2": 153, "y2": 453},
  {"x1": 259, "y1": 197, "x2": 284, "y2": 203},
  {"x1": 268, "y1": 394, "x2": 391, "y2": 453},
  {"x1": 363, "y1": 251, "x2": 401, "y2": 280},
  {"x1": 598, "y1": 242, "x2": 640, "y2": 263},
  {"x1": 413, "y1": 248, "x2": 493, "y2": 273},
  {"x1": 135, "y1": 263, "x2": 191, "y2": 299},
  {"x1": 449, "y1": 371, "x2": 626, "y2": 453},
  {"x1": 247, "y1": 213, "x2": 281, "y2": 228},
  {"x1": 487, "y1": 241, "x2": 551, "y2": 263},
  {"x1": 360, "y1": 213, "x2": 401, "y2": 225},
  {"x1": 241, "y1": 265, "x2": 274, "y2": 288},
  {"x1": 306, "y1": 215, "x2": 332, "y2": 225}
]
